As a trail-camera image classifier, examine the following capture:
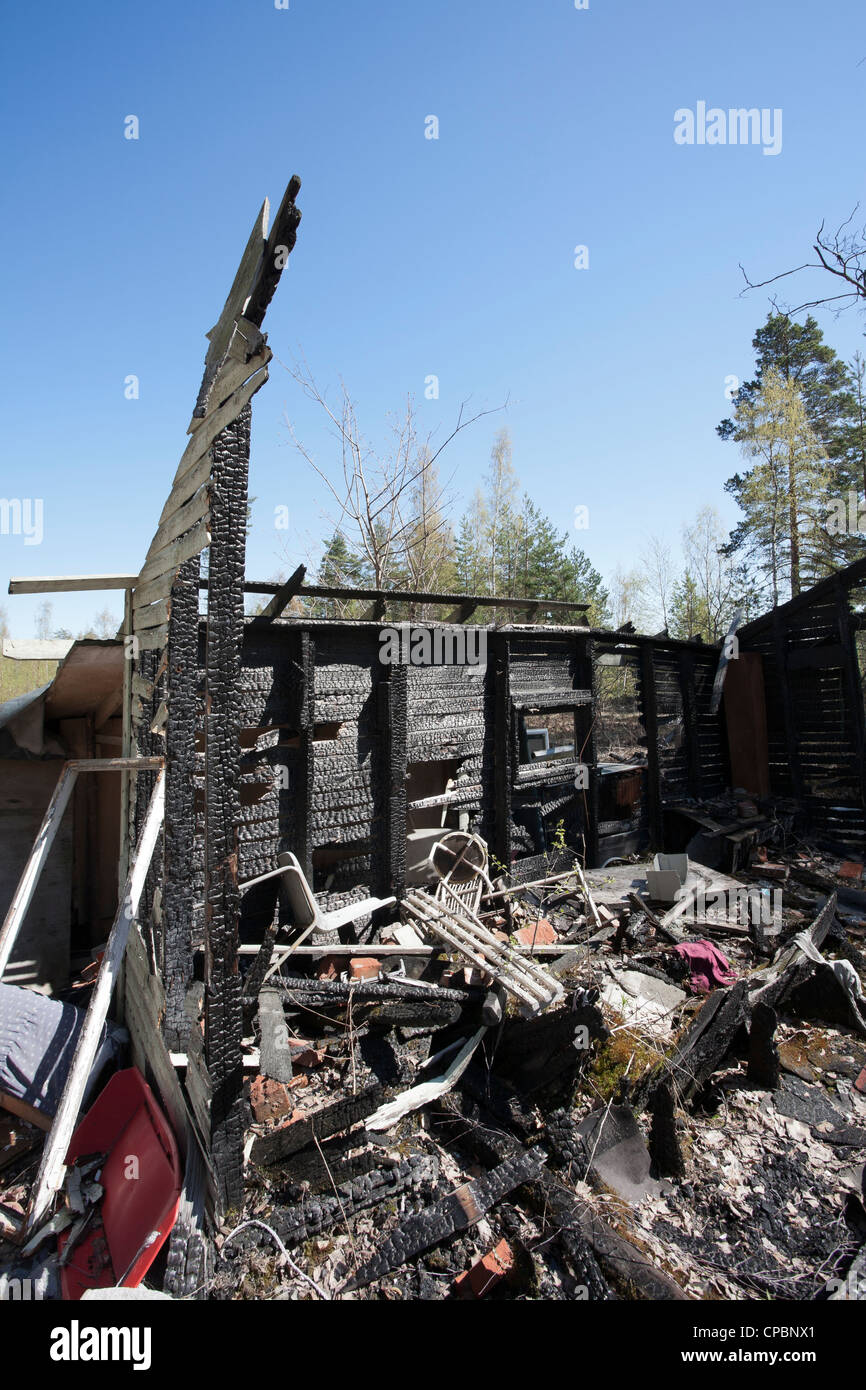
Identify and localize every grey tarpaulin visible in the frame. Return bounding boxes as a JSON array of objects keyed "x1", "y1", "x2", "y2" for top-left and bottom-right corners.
[{"x1": 0, "y1": 983, "x2": 127, "y2": 1117}]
